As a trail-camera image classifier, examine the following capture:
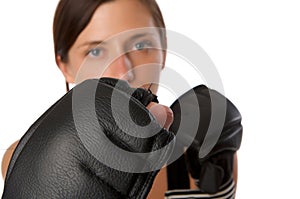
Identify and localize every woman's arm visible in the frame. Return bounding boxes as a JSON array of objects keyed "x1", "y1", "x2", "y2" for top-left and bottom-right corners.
[
  {"x1": 233, "y1": 153, "x2": 238, "y2": 184},
  {"x1": 1, "y1": 140, "x2": 19, "y2": 179}
]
